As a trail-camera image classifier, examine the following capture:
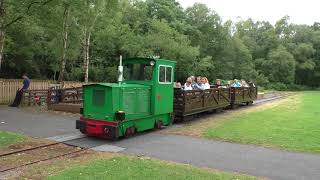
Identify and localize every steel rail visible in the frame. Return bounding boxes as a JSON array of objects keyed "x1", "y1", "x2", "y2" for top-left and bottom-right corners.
[
  {"x1": 0, "y1": 137, "x2": 89, "y2": 173},
  {"x1": 0, "y1": 137, "x2": 87, "y2": 158}
]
